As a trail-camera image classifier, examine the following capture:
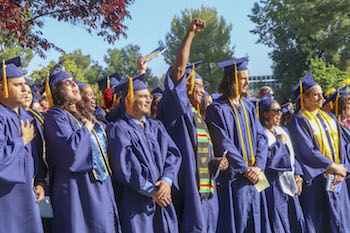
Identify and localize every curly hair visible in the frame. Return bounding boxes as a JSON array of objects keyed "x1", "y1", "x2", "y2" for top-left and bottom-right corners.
[{"x1": 51, "y1": 83, "x2": 93, "y2": 121}]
